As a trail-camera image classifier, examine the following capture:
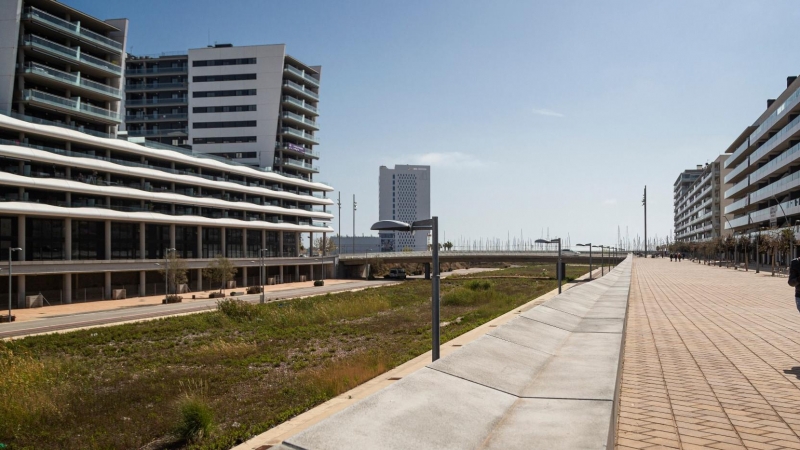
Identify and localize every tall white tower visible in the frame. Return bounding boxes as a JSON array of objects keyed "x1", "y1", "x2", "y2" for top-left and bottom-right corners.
[{"x1": 378, "y1": 165, "x2": 431, "y2": 251}]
